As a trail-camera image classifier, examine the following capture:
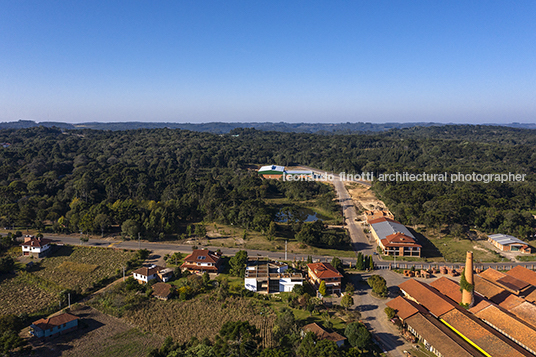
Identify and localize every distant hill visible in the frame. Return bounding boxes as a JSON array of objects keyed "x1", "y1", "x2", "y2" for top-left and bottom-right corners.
[{"x1": 0, "y1": 119, "x2": 534, "y2": 134}]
